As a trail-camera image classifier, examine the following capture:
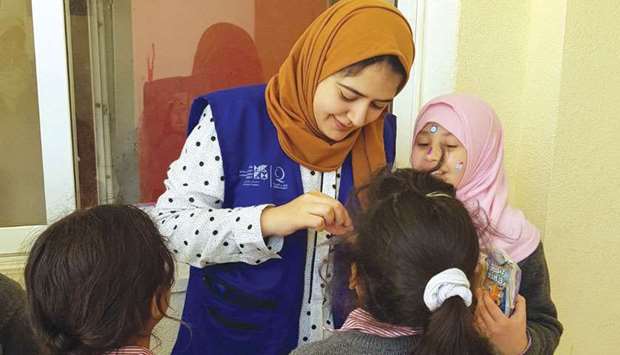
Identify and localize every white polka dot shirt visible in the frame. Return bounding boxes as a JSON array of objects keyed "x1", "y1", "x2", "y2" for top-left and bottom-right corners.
[{"x1": 152, "y1": 105, "x2": 340, "y2": 344}]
